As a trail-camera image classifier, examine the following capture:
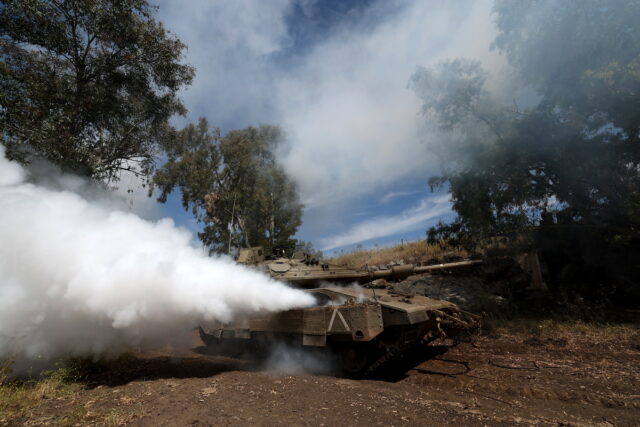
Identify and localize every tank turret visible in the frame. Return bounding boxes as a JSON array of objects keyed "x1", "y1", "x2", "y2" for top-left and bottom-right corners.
[
  {"x1": 236, "y1": 247, "x2": 266, "y2": 265},
  {"x1": 236, "y1": 246, "x2": 481, "y2": 287}
]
